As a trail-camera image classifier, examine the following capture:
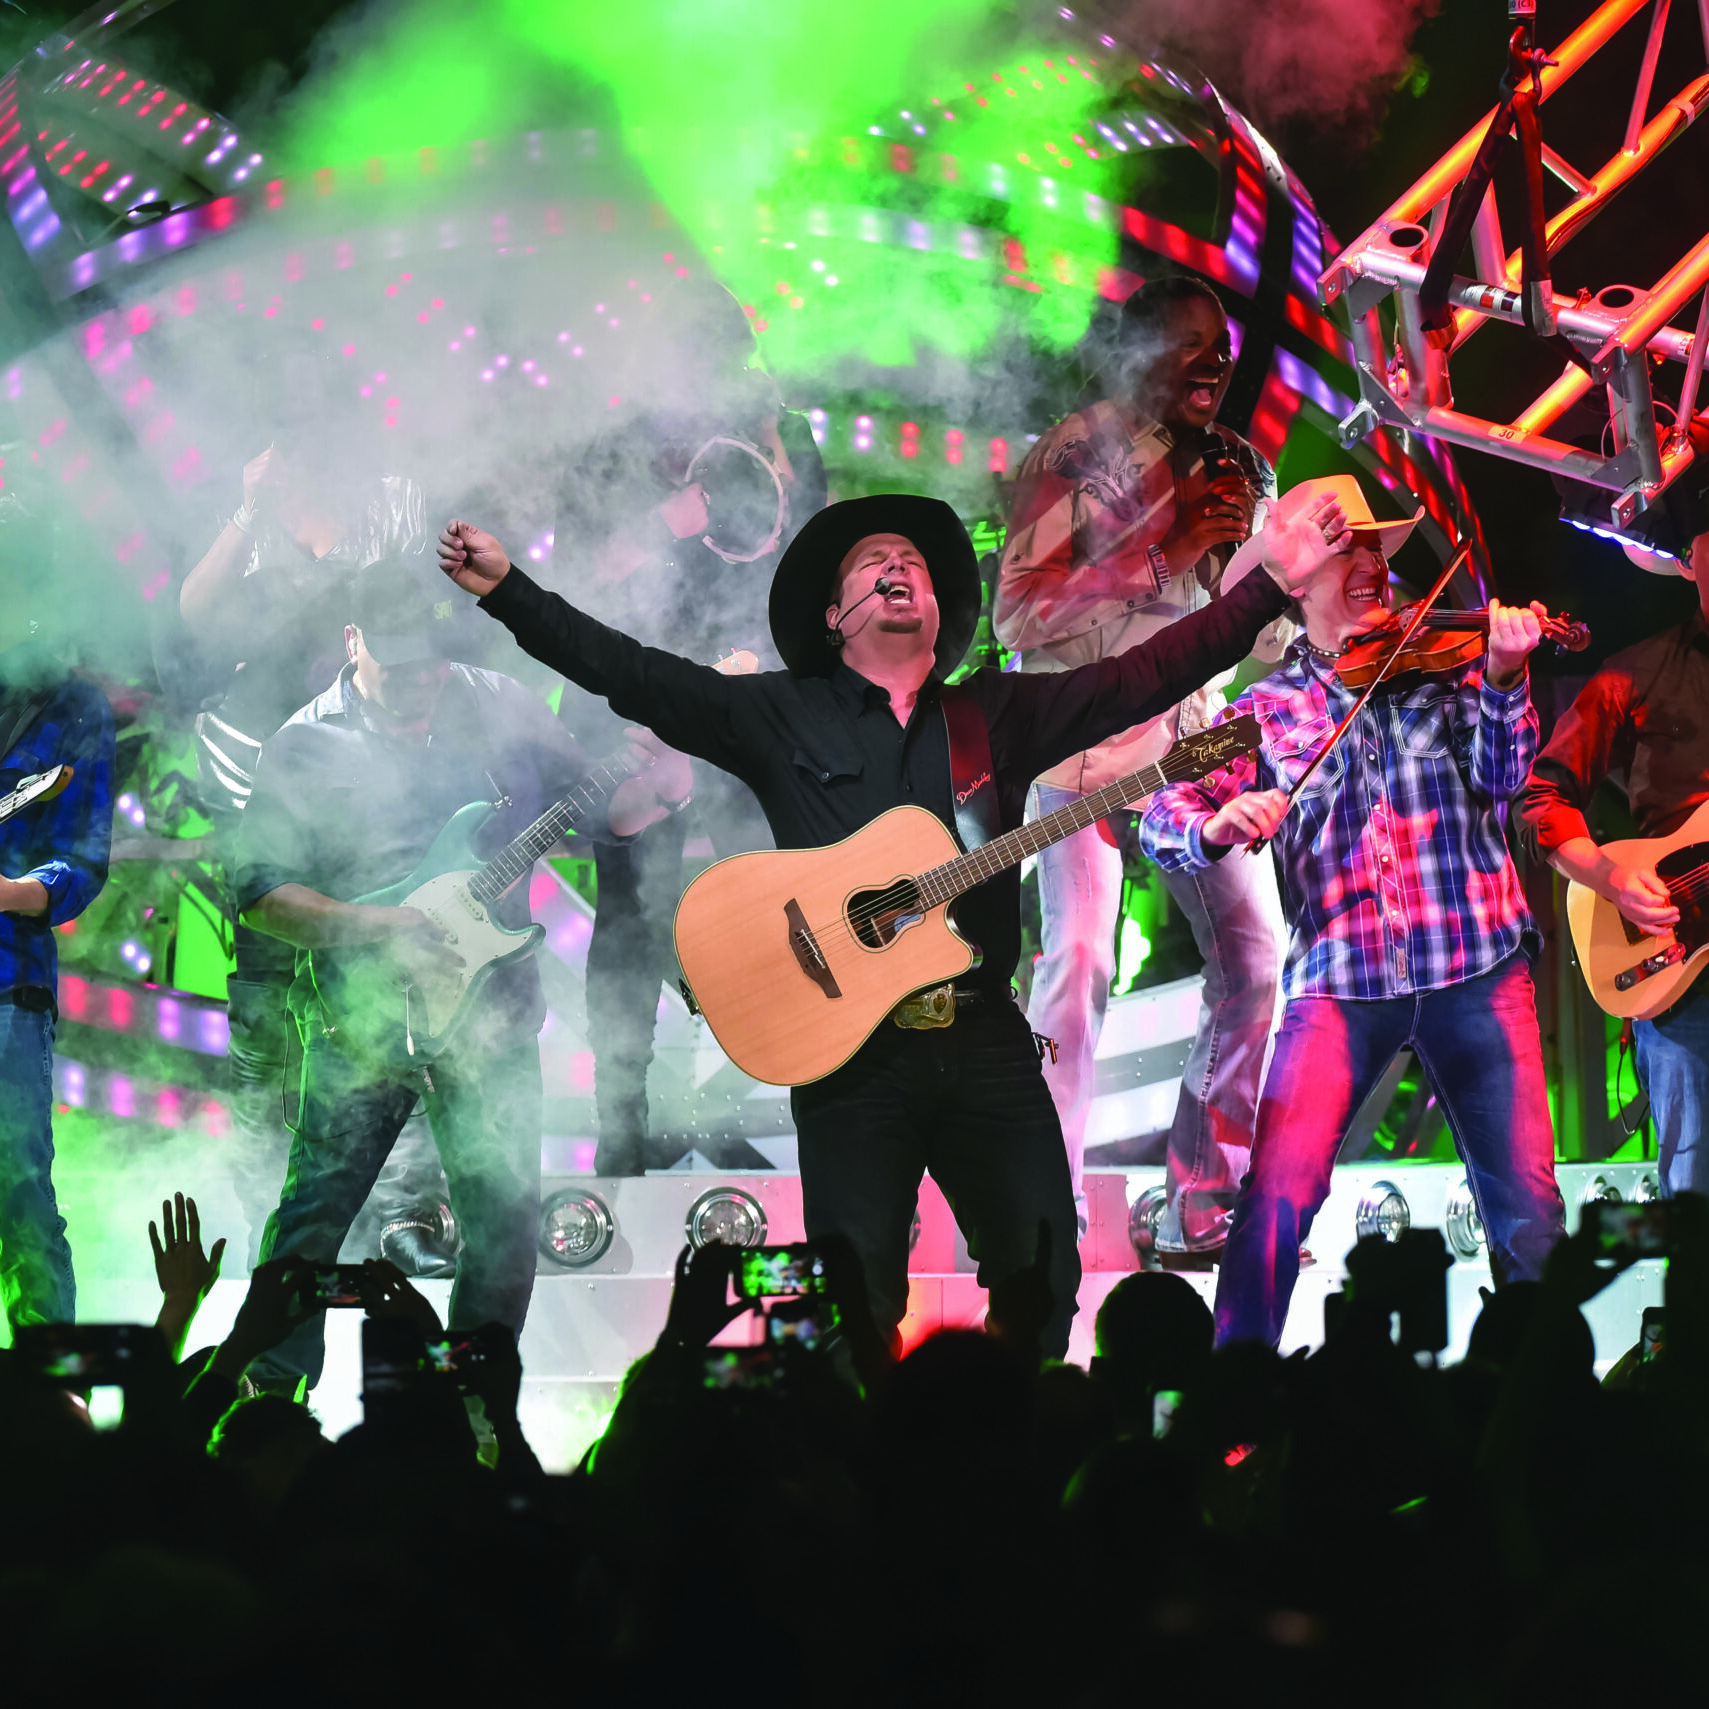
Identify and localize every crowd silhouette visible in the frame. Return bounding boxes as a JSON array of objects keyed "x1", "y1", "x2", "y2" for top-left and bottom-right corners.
[{"x1": 0, "y1": 1190, "x2": 1692, "y2": 1706}]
